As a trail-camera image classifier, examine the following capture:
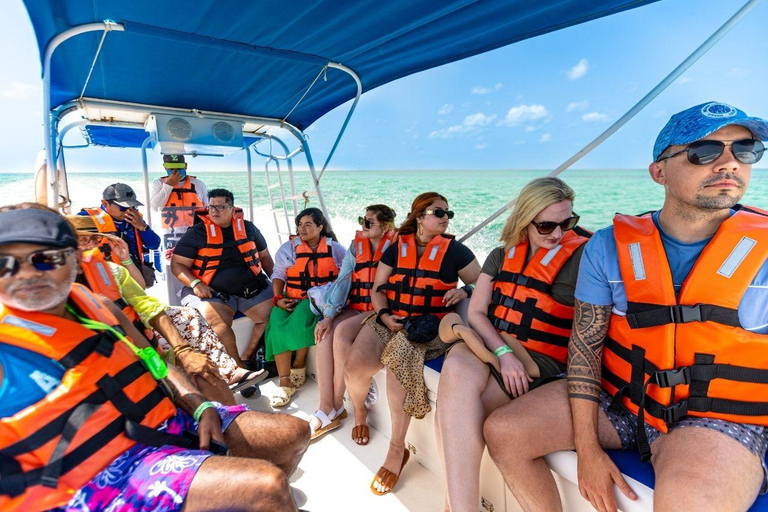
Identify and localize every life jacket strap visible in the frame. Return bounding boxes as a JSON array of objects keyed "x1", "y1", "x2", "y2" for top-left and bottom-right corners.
[
  {"x1": 625, "y1": 302, "x2": 741, "y2": 329},
  {"x1": 493, "y1": 271, "x2": 552, "y2": 294},
  {"x1": 490, "y1": 290, "x2": 573, "y2": 330}
]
